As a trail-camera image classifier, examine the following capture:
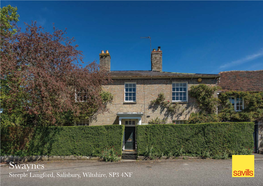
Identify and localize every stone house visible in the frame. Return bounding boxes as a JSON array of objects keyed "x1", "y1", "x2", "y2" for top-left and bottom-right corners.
[
  {"x1": 218, "y1": 70, "x2": 263, "y2": 153},
  {"x1": 83, "y1": 47, "x2": 219, "y2": 150}
]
